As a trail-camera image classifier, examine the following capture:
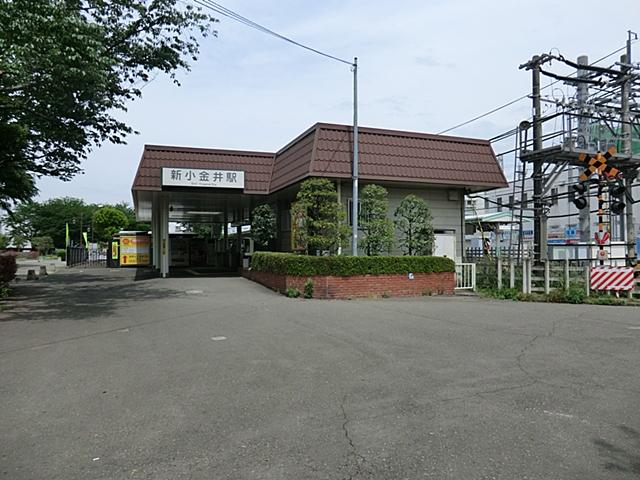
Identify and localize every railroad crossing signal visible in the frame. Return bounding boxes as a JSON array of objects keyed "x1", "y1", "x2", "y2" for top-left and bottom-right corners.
[
  {"x1": 594, "y1": 231, "x2": 610, "y2": 245},
  {"x1": 578, "y1": 146, "x2": 619, "y2": 182}
]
